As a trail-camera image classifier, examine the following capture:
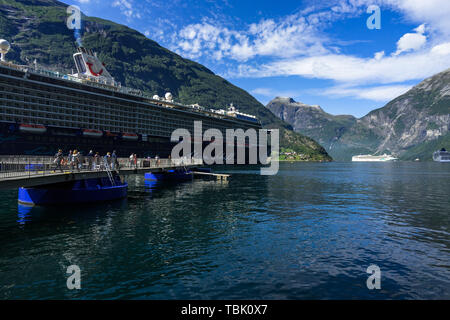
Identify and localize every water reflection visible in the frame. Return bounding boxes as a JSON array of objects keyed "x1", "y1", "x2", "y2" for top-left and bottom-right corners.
[
  {"x1": 16, "y1": 198, "x2": 128, "y2": 226},
  {"x1": 1, "y1": 164, "x2": 449, "y2": 299}
]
